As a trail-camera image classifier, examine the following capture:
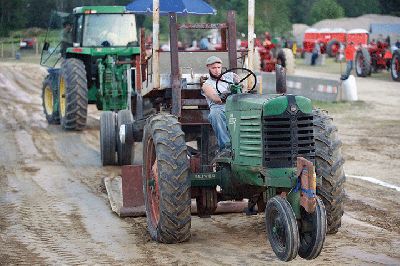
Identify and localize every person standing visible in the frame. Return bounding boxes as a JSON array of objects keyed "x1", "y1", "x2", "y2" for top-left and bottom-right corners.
[
  {"x1": 341, "y1": 42, "x2": 356, "y2": 80},
  {"x1": 311, "y1": 40, "x2": 320, "y2": 65}
]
